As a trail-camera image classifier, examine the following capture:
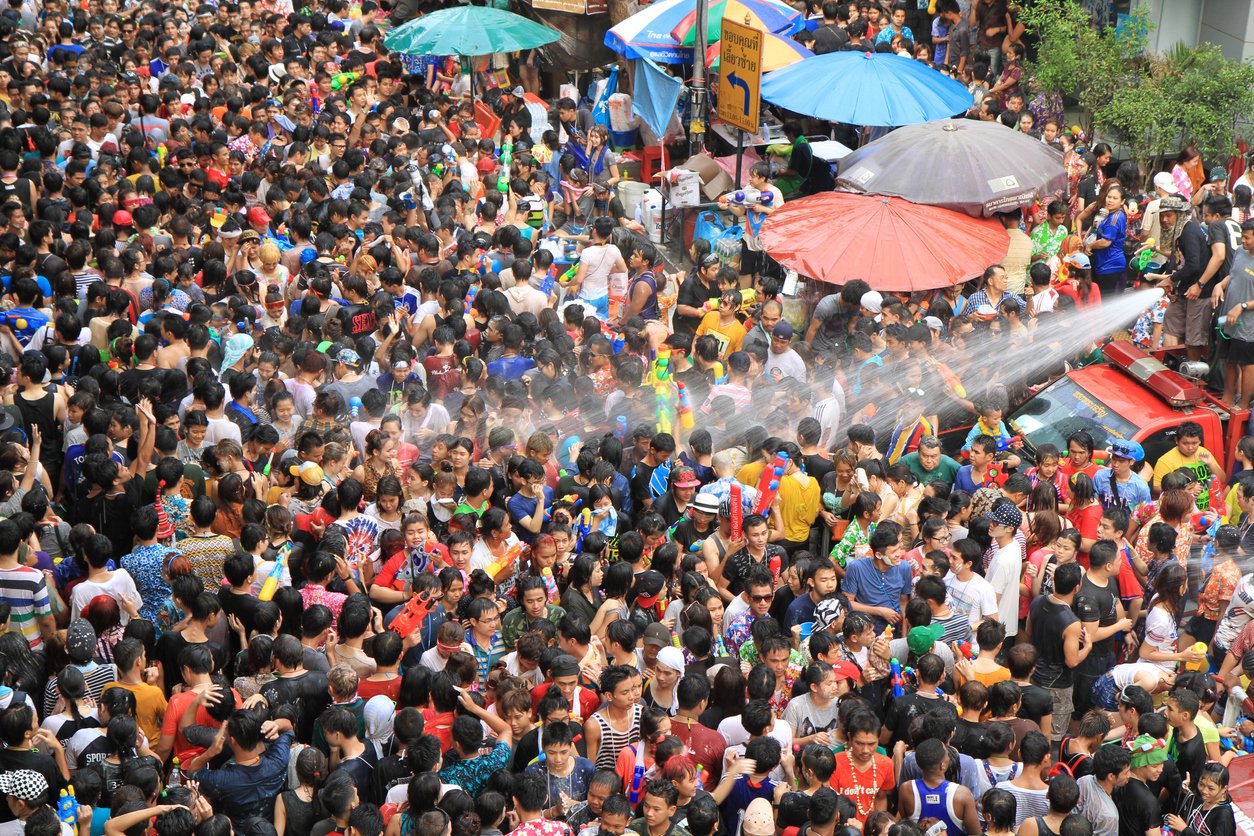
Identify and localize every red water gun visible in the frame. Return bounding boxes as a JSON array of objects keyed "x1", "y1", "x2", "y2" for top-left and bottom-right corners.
[
  {"x1": 769, "y1": 553, "x2": 781, "y2": 589},
  {"x1": 389, "y1": 590, "x2": 438, "y2": 638},
  {"x1": 730, "y1": 483, "x2": 743, "y2": 540},
  {"x1": 751, "y1": 452, "x2": 790, "y2": 515}
]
